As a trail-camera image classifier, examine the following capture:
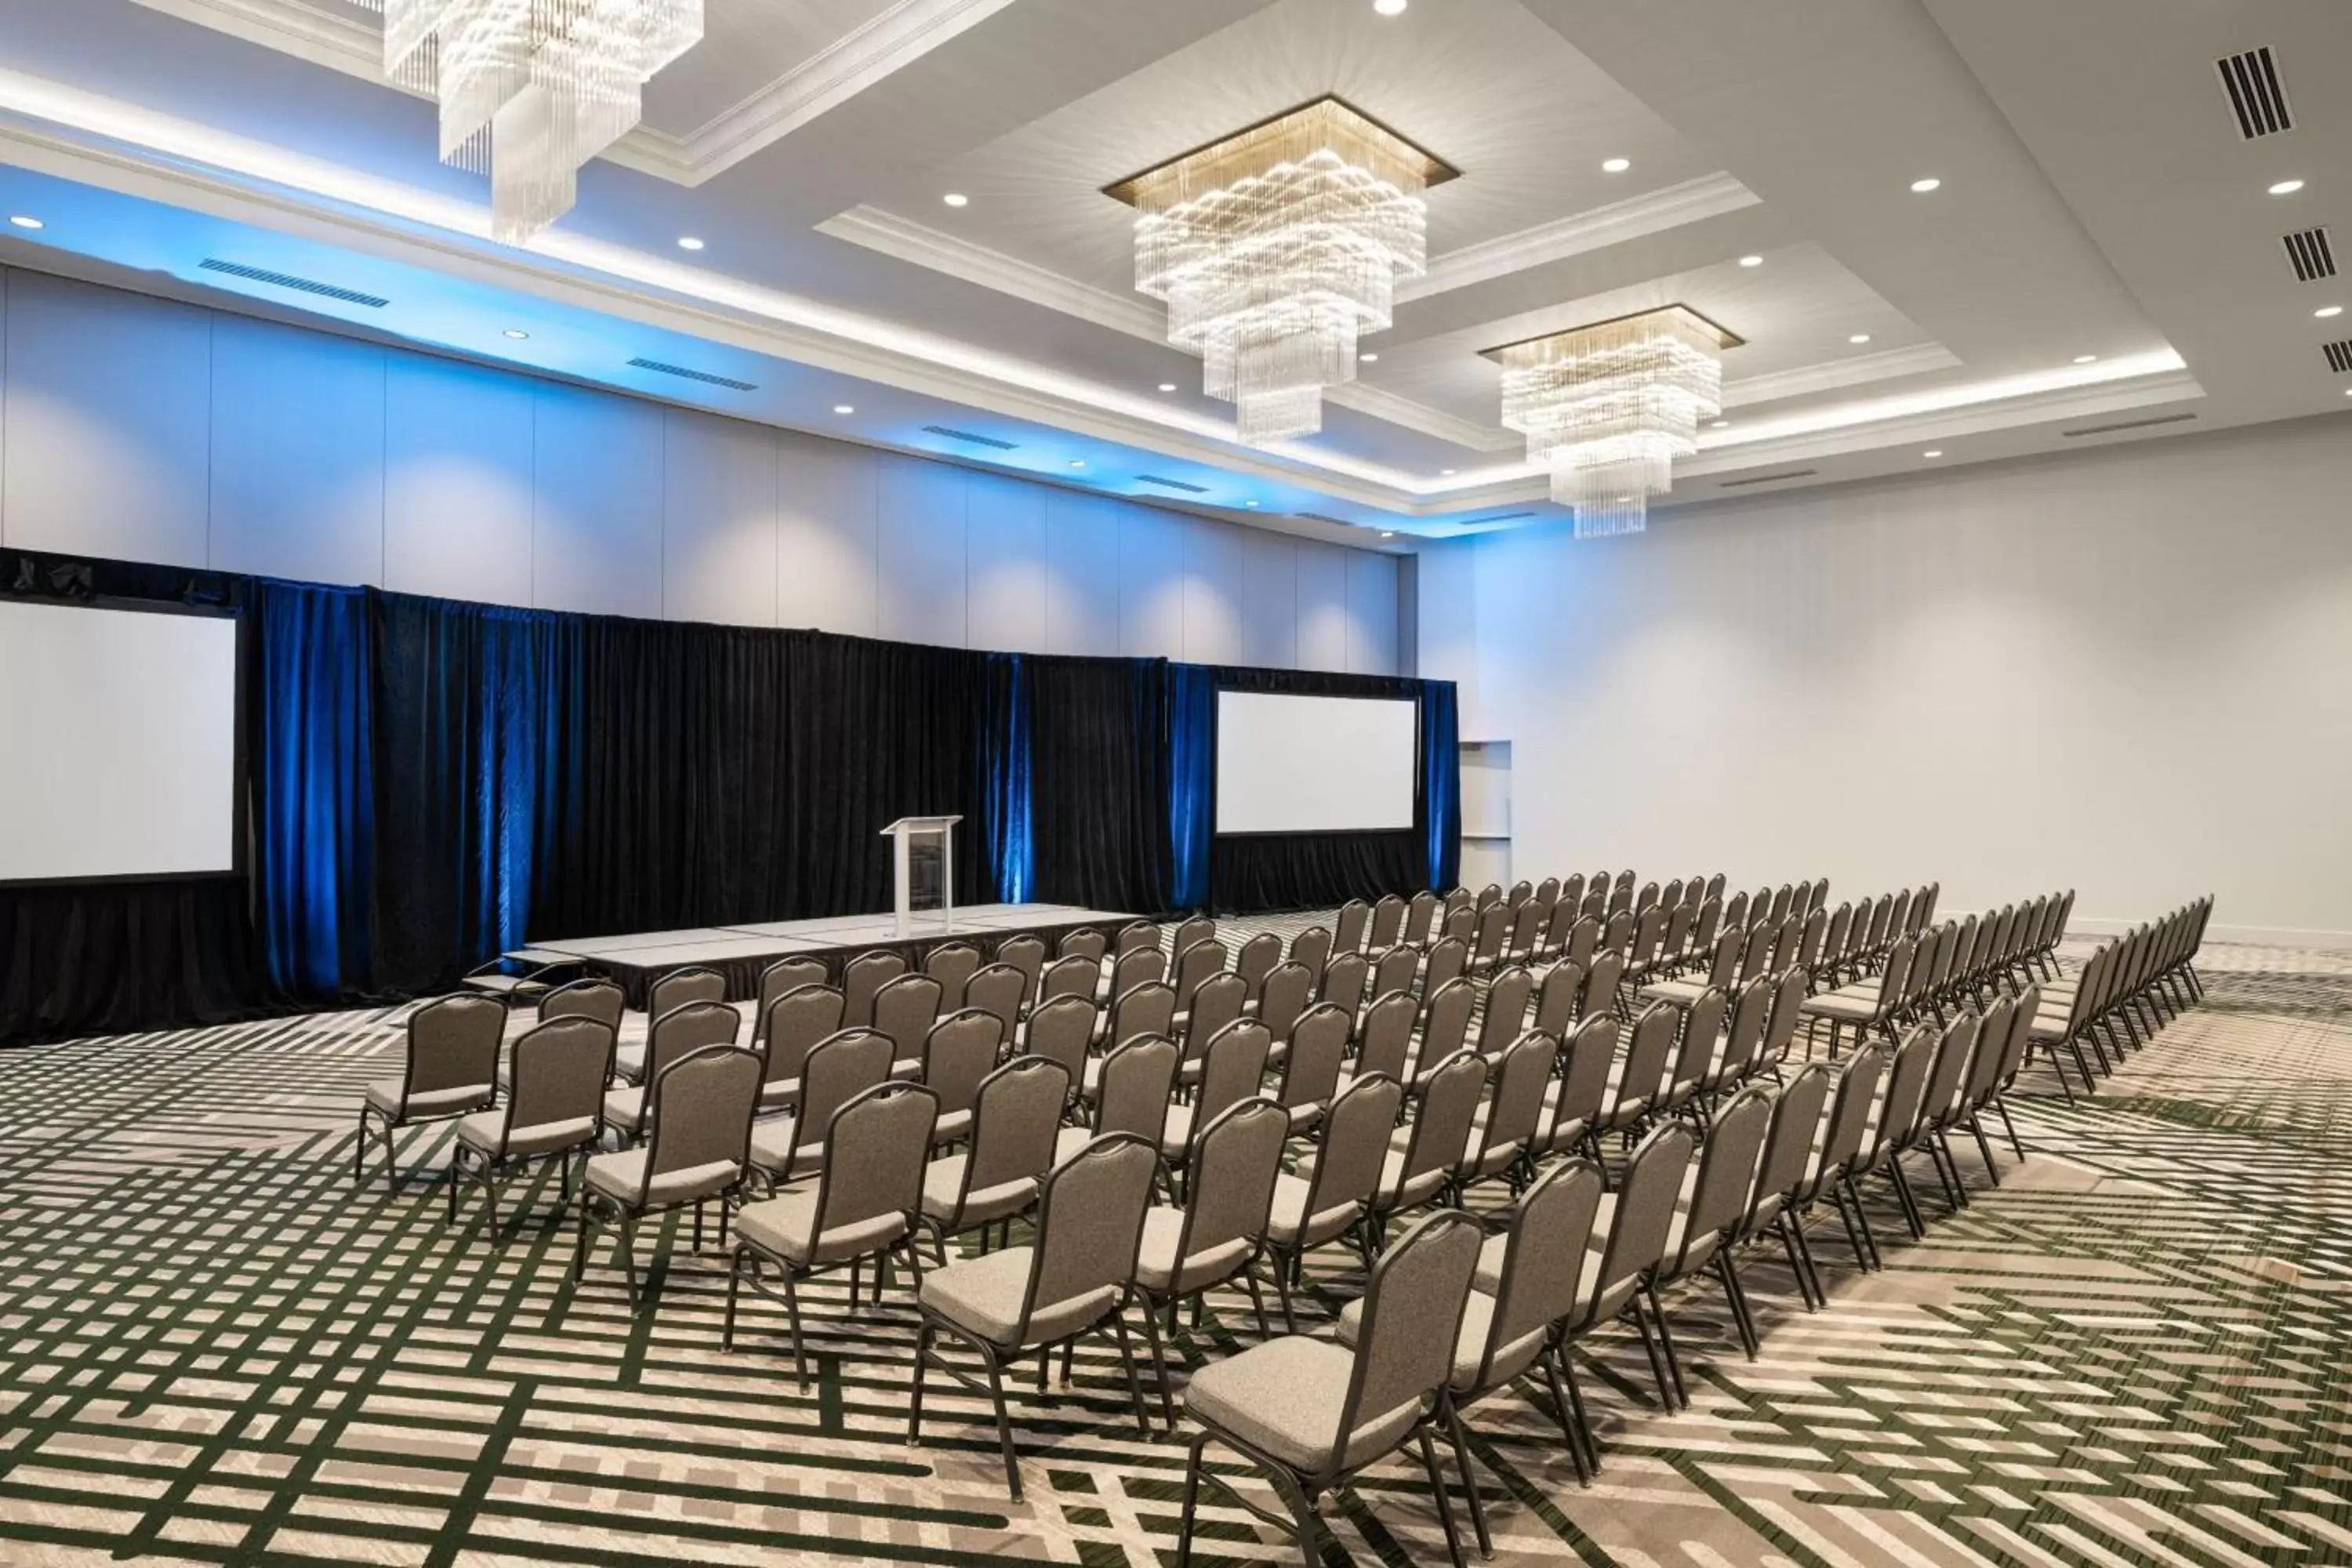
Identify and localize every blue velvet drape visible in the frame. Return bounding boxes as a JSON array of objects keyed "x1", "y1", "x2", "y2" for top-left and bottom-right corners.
[
  {"x1": 1166, "y1": 662, "x2": 1218, "y2": 911},
  {"x1": 1421, "y1": 678, "x2": 1462, "y2": 893}
]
